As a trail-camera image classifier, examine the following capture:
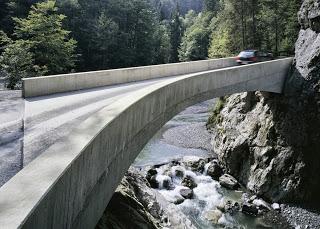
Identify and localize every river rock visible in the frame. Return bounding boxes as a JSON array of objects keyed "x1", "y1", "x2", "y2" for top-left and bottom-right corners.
[
  {"x1": 162, "y1": 179, "x2": 171, "y2": 190},
  {"x1": 271, "y1": 203, "x2": 281, "y2": 211},
  {"x1": 248, "y1": 195, "x2": 258, "y2": 203},
  {"x1": 171, "y1": 165, "x2": 185, "y2": 177},
  {"x1": 148, "y1": 175, "x2": 159, "y2": 189},
  {"x1": 182, "y1": 175, "x2": 197, "y2": 189},
  {"x1": 206, "y1": 160, "x2": 223, "y2": 180},
  {"x1": 242, "y1": 203, "x2": 258, "y2": 216},
  {"x1": 218, "y1": 199, "x2": 240, "y2": 214},
  {"x1": 253, "y1": 198, "x2": 272, "y2": 211},
  {"x1": 146, "y1": 167, "x2": 157, "y2": 178},
  {"x1": 204, "y1": 209, "x2": 223, "y2": 223},
  {"x1": 156, "y1": 175, "x2": 172, "y2": 190},
  {"x1": 182, "y1": 156, "x2": 206, "y2": 172},
  {"x1": 179, "y1": 188, "x2": 193, "y2": 199},
  {"x1": 219, "y1": 174, "x2": 239, "y2": 190},
  {"x1": 174, "y1": 196, "x2": 185, "y2": 205}
]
